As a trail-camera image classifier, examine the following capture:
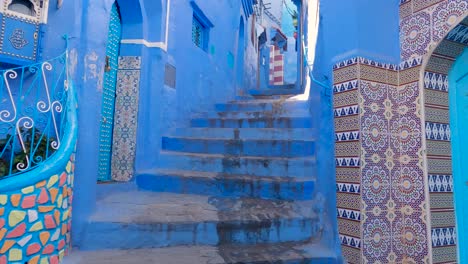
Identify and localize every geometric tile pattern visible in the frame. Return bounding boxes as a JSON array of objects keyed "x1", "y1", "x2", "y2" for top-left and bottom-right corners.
[
  {"x1": 431, "y1": 227, "x2": 457, "y2": 247},
  {"x1": 399, "y1": 1, "x2": 467, "y2": 262},
  {"x1": 110, "y1": 56, "x2": 142, "y2": 182},
  {"x1": 425, "y1": 122, "x2": 451, "y2": 141},
  {"x1": 333, "y1": 57, "x2": 430, "y2": 263},
  {"x1": 0, "y1": 155, "x2": 75, "y2": 263}
]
